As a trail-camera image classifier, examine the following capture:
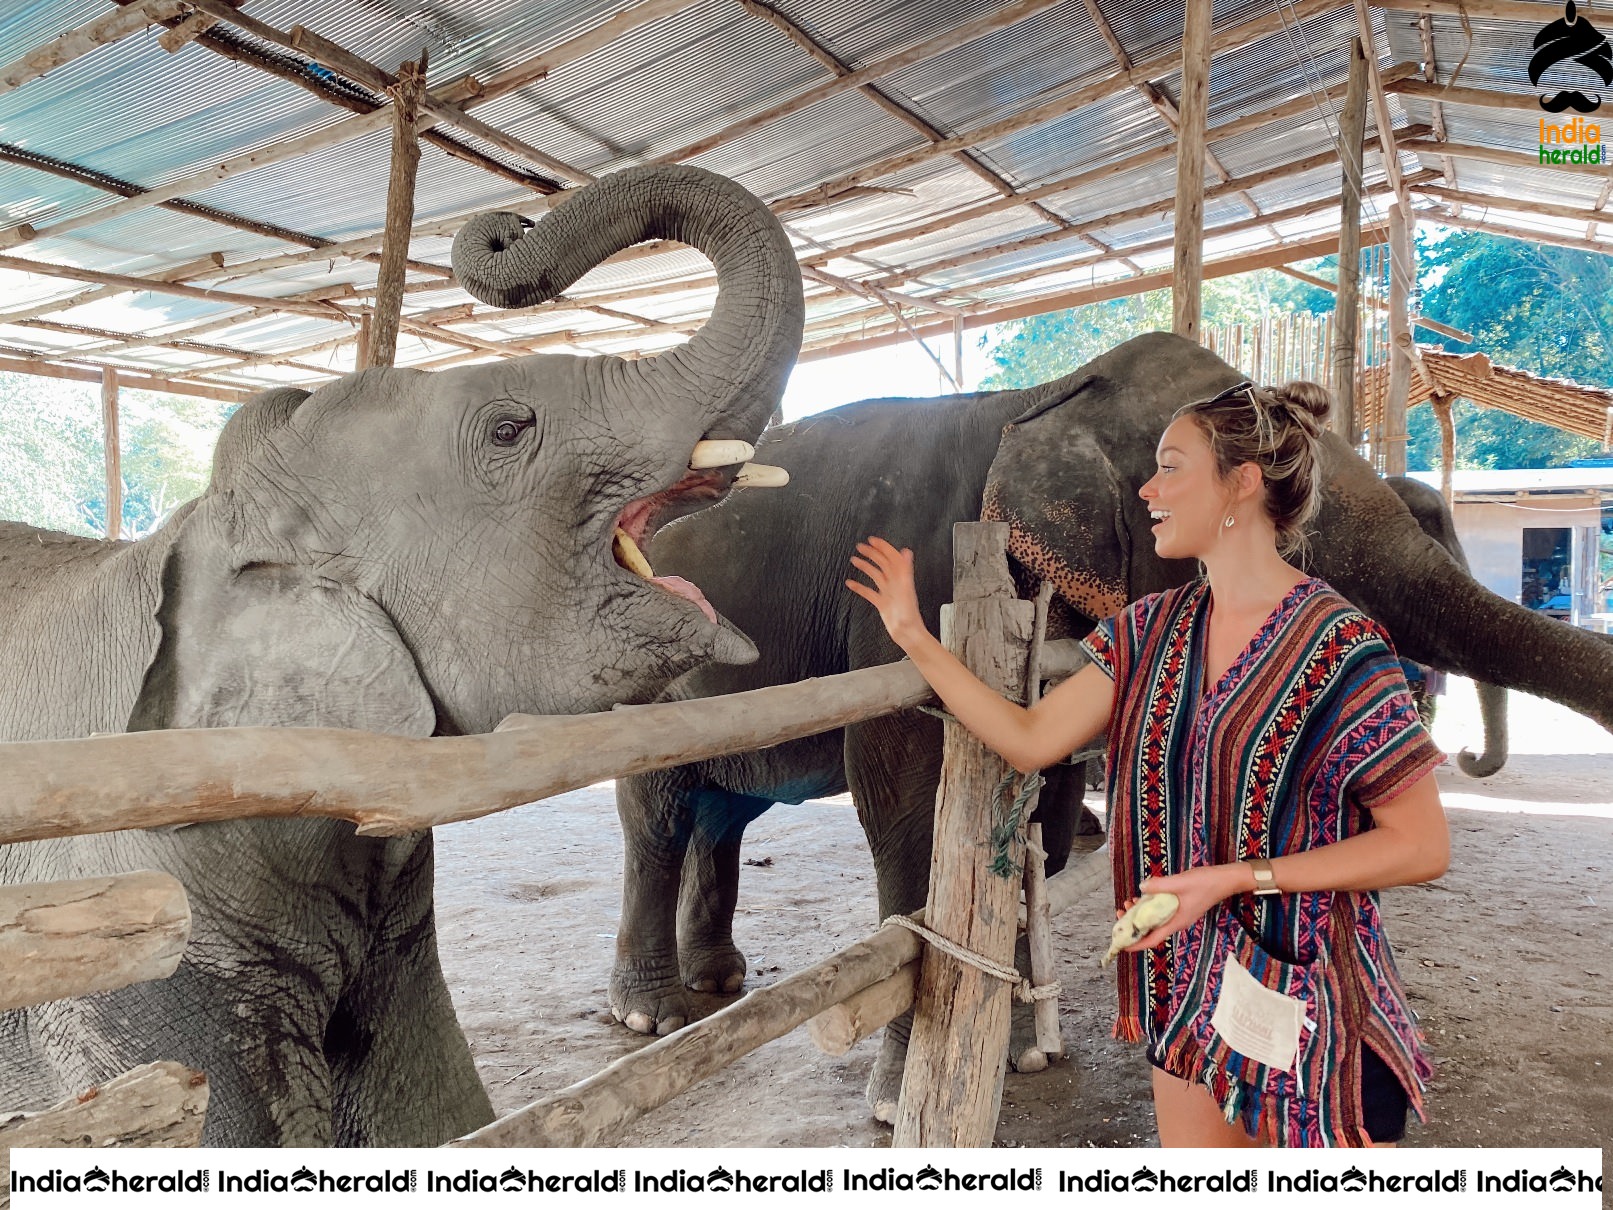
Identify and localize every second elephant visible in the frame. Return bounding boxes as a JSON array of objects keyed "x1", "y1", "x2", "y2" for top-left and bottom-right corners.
[{"x1": 614, "y1": 333, "x2": 1607, "y2": 1120}]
